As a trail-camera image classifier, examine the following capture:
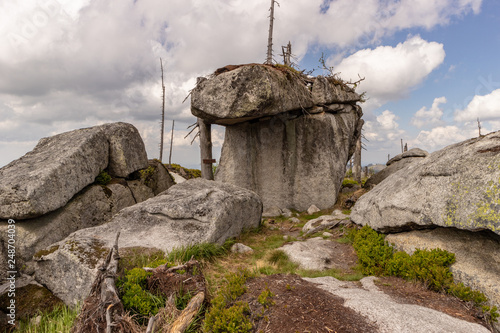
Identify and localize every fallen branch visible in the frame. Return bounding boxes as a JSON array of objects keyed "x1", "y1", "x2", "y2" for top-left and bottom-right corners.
[
  {"x1": 145, "y1": 315, "x2": 157, "y2": 333},
  {"x1": 168, "y1": 292, "x2": 205, "y2": 333},
  {"x1": 72, "y1": 232, "x2": 141, "y2": 333}
]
